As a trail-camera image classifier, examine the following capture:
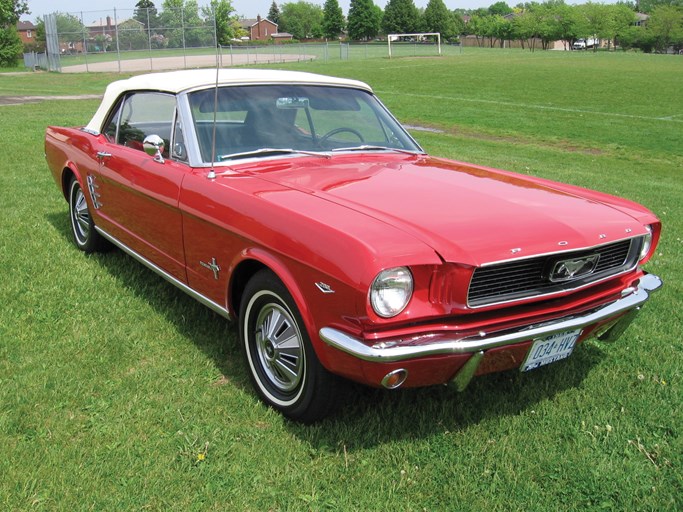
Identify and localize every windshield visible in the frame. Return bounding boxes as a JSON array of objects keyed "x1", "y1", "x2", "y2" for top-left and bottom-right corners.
[{"x1": 188, "y1": 85, "x2": 422, "y2": 162}]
